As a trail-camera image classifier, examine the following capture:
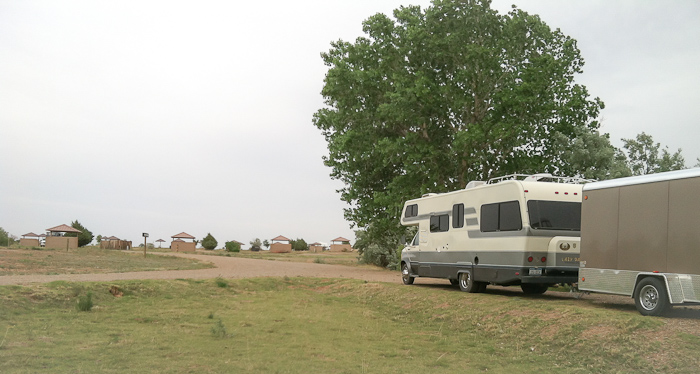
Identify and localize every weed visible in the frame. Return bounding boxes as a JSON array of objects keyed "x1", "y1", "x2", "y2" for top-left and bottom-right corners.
[
  {"x1": 313, "y1": 257, "x2": 325, "y2": 264},
  {"x1": 215, "y1": 278, "x2": 228, "y2": 288},
  {"x1": 208, "y1": 312, "x2": 214, "y2": 319},
  {"x1": 76, "y1": 292, "x2": 93, "y2": 312},
  {"x1": 211, "y1": 319, "x2": 228, "y2": 338}
]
